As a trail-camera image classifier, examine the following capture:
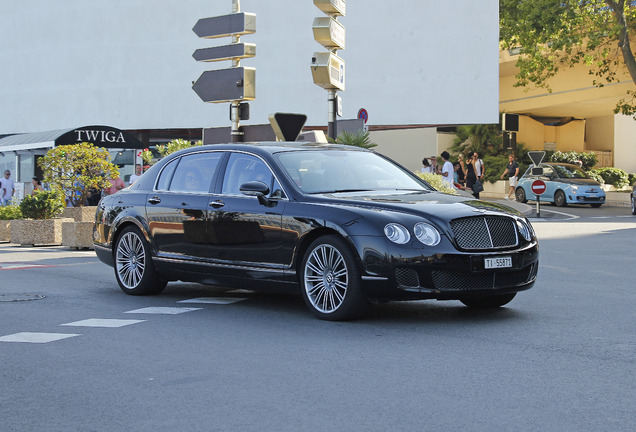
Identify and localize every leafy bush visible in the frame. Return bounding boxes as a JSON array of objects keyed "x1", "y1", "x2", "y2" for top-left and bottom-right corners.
[
  {"x1": 586, "y1": 170, "x2": 604, "y2": 185},
  {"x1": 19, "y1": 190, "x2": 65, "y2": 219},
  {"x1": 156, "y1": 139, "x2": 202, "y2": 159},
  {"x1": 416, "y1": 172, "x2": 458, "y2": 195},
  {"x1": 332, "y1": 131, "x2": 377, "y2": 149},
  {"x1": 590, "y1": 167, "x2": 629, "y2": 188},
  {"x1": 628, "y1": 173, "x2": 636, "y2": 186},
  {"x1": 548, "y1": 151, "x2": 598, "y2": 171},
  {"x1": 39, "y1": 142, "x2": 119, "y2": 207},
  {"x1": 0, "y1": 205, "x2": 22, "y2": 220}
]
